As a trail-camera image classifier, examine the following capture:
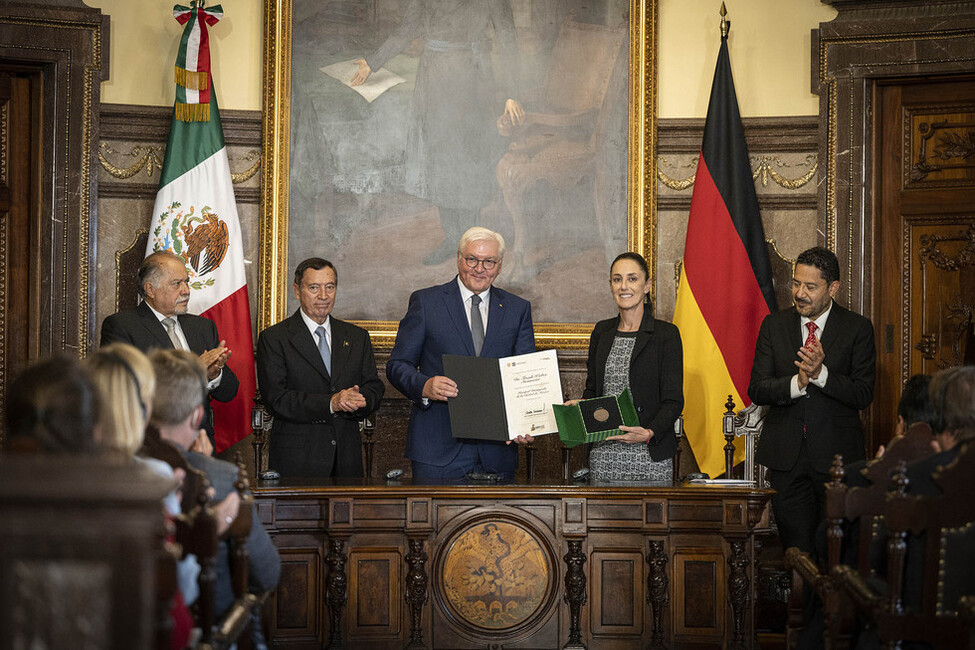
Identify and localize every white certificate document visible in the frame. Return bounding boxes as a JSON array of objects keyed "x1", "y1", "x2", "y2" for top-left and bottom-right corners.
[{"x1": 498, "y1": 349, "x2": 563, "y2": 439}]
